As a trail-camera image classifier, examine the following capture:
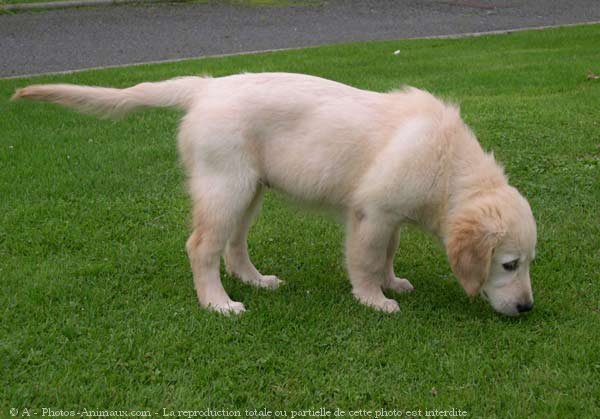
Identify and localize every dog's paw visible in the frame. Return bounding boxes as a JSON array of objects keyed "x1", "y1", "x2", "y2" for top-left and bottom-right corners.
[
  {"x1": 208, "y1": 300, "x2": 246, "y2": 315},
  {"x1": 378, "y1": 298, "x2": 401, "y2": 313},
  {"x1": 353, "y1": 290, "x2": 400, "y2": 313},
  {"x1": 242, "y1": 274, "x2": 283, "y2": 289},
  {"x1": 385, "y1": 277, "x2": 414, "y2": 294},
  {"x1": 257, "y1": 275, "x2": 284, "y2": 289}
]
